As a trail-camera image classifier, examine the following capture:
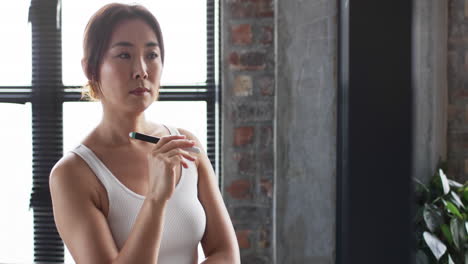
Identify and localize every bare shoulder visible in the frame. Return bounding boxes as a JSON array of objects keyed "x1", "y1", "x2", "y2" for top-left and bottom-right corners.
[
  {"x1": 49, "y1": 152, "x2": 100, "y2": 207},
  {"x1": 177, "y1": 127, "x2": 211, "y2": 168},
  {"x1": 177, "y1": 128, "x2": 202, "y2": 146},
  {"x1": 51, "y1": 153, "x2": 88, "y2": 187},
  {"x1": 177, "y1": 128, "x2": 217, "y2": 182}
]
